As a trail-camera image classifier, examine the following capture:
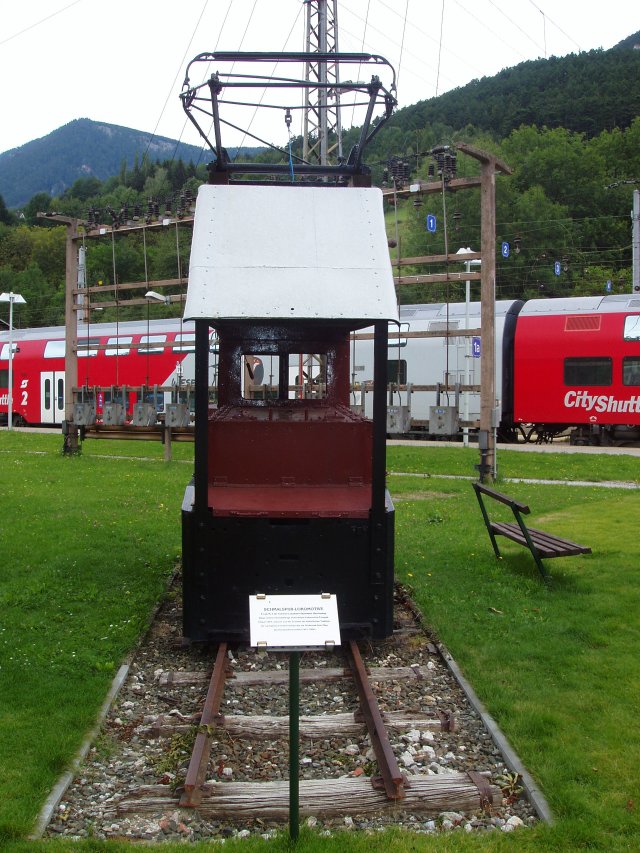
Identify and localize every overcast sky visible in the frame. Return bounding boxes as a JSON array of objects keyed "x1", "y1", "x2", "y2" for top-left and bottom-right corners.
[{"x1": 1, "y1": 0, "x2": 638, "y2": 155}]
